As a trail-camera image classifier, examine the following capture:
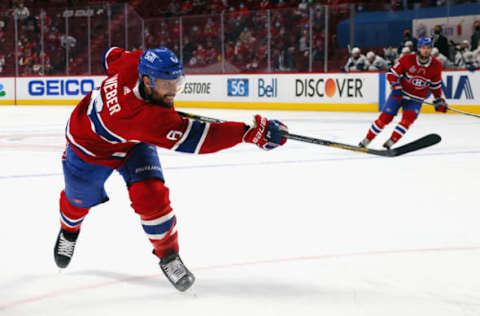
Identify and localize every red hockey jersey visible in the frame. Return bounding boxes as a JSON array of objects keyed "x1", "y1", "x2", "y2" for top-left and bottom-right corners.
[
  {"x1": 387, "y1": 53, "x2": 443, "y2": 100},
  {"x1": 66, "y1": 47, "x2": 246, "y2": 169}
]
